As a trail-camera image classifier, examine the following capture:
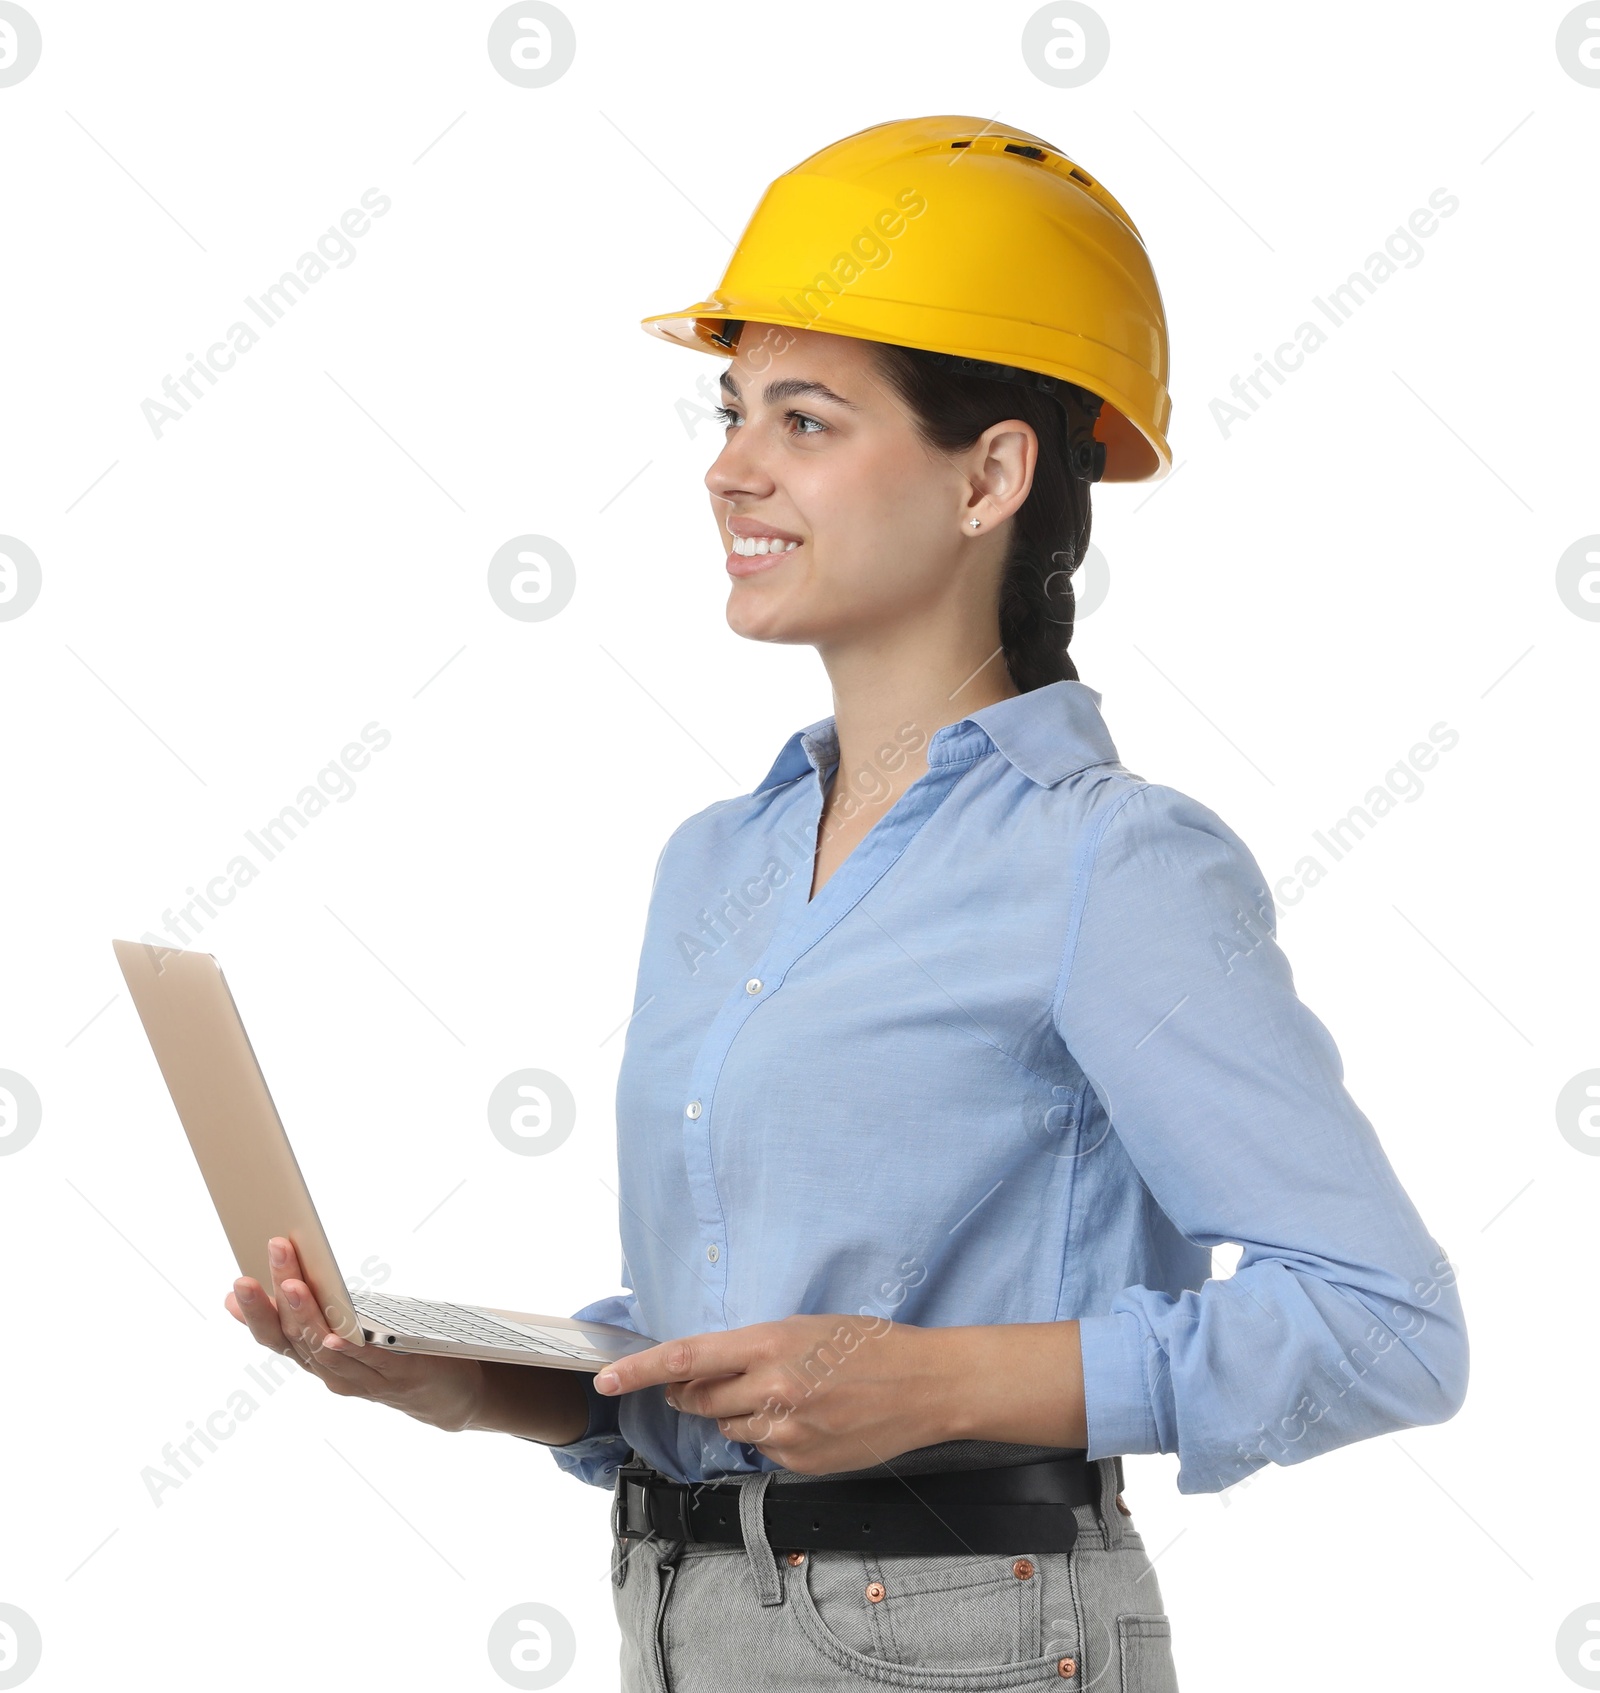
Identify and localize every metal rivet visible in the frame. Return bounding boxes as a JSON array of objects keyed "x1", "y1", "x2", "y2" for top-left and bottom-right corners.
[
  {"x1": 1012, "y1": 1557, "x2": 1035, "y2": 1580},
  {"x1": 865, "y1": 1581, "x2": 885, "y2": 1603},
  {"x1": 1058, "y1": 1658, "x2": 1077, "y2": 1679},
  {"x1": 786, "y1": 1551, "x2": 805, "y2": 1566}
]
